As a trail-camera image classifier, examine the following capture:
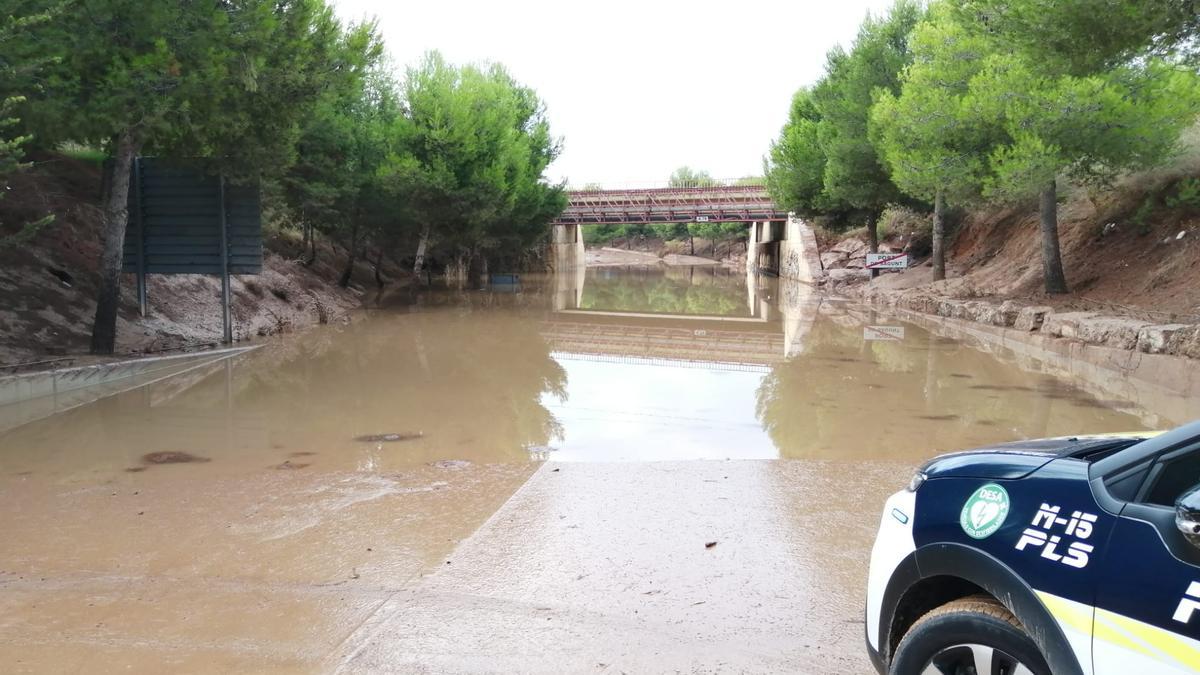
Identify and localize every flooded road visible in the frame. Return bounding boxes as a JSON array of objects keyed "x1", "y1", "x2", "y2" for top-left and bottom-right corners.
[{"x1": 0, "y1": 265, "x2": 1165, "y2": 673}]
